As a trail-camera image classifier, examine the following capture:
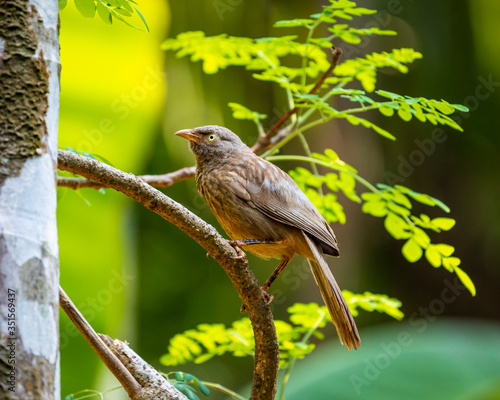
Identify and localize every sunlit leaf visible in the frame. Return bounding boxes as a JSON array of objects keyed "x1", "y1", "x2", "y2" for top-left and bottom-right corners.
[
  {"x1": 425, "y1": 245, "x2": 442, "y2": 267},
  {"x1": 384, "y1": 212, "x2": 411, "y2": 239},
  {"x1": 454, "y1": 266, "x2": 476, "y2": 296},
  {"x1": 274, "y1": 19, "x2": 314, "y2": 28},
  {"x1": 432, "y1": 217, "x2": 456, "y2": 231},
  {"x1": 228, "y1": 102, "x2": 267, "y2": 122},
  {"x1": 402, "y1": 238, "x2": 422, "y2": 262},
  {"x1": 74, "y1": 0, "x2": 96, "y2": 18}
]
